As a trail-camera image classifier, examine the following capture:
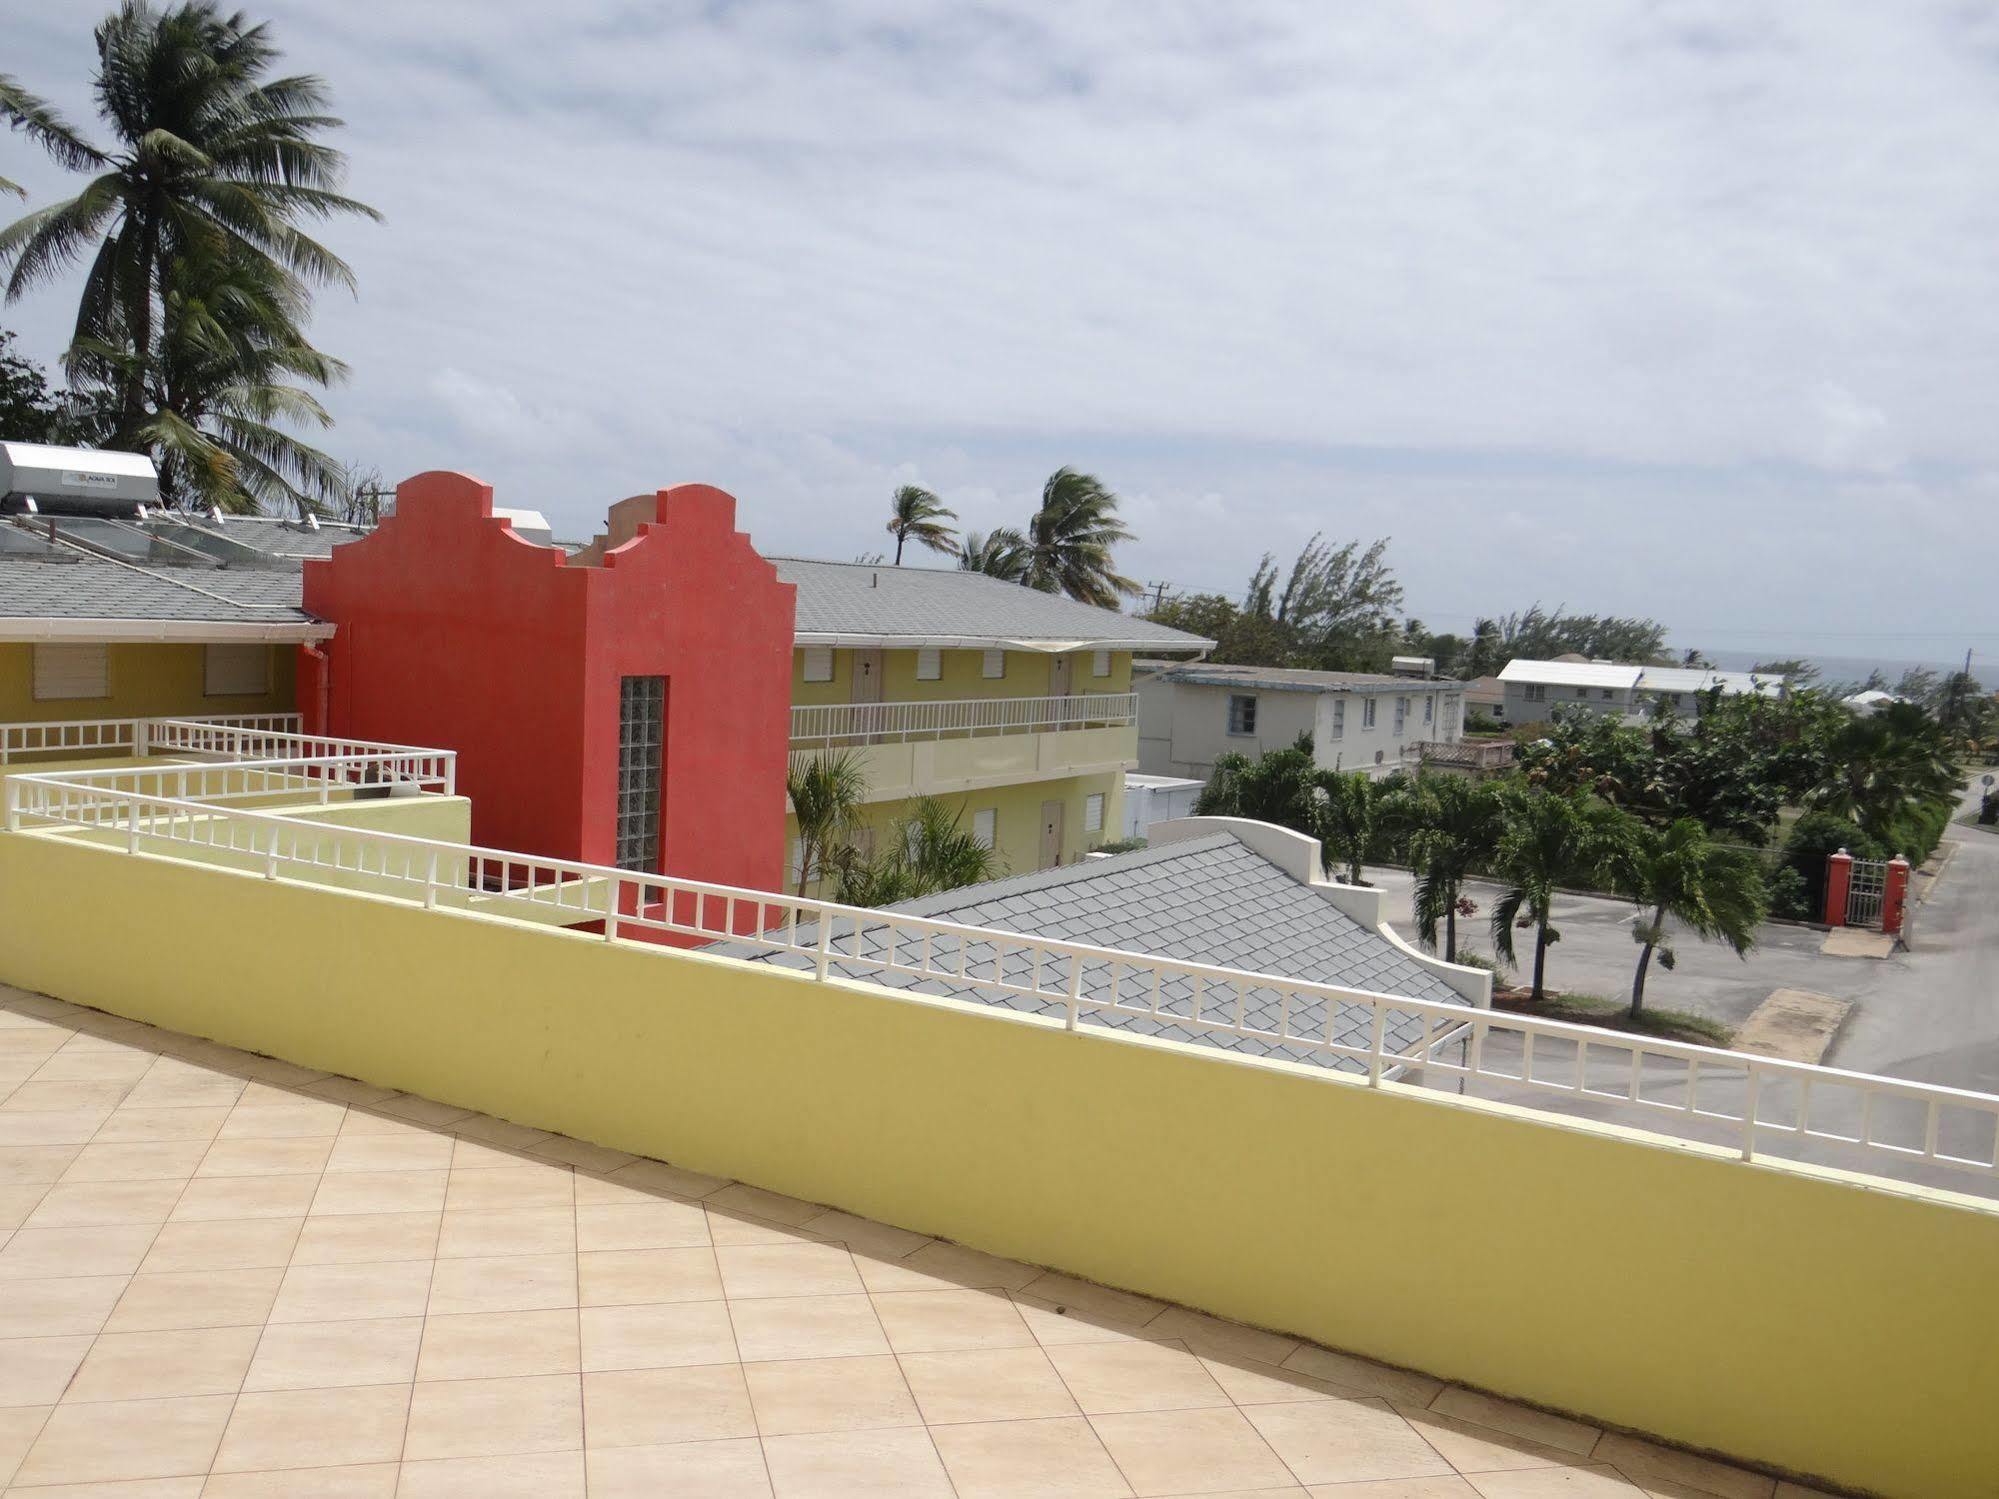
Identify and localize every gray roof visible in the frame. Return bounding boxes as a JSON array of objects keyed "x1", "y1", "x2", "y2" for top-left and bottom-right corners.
[
  {"x1": 770, "y1": 558, "x2": 1212, "y2": 650},
  {"x1": 1146, "y1": 662, "x2": 1452, "y2": 695},
  {"x1": 727, "y1": 833, "x2": 1466, "y2": 1074}
]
